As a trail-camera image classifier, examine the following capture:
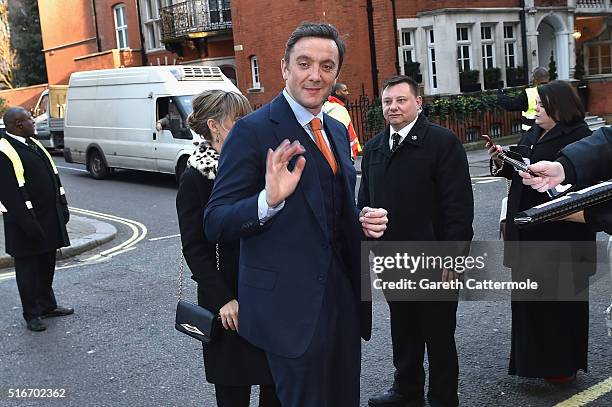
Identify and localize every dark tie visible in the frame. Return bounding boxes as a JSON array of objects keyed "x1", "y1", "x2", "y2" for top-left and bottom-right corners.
[
  {"x1": 391, "y1": 133, "x2": 401, "y2": 152},
  {"x1": 26, "y1": 138, "x2": 39, "y2": 152}
]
